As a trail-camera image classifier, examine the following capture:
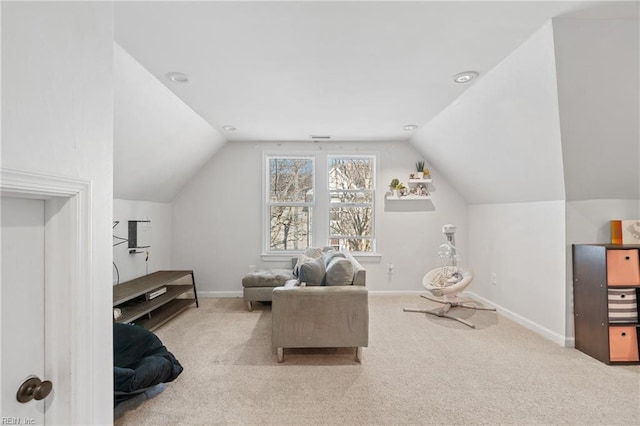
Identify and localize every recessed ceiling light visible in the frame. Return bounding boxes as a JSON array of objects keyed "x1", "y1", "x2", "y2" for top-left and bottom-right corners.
[
  {"x1": 453, "y1": 71, "x2": 479, "y2": 84},
  {"x1": 165, "y1": 72, "x2": 191, "y2": 84},
  {"x1": 222, "y1": 125, "x2": 236, "y2": 131},
  {"x1": 403, "y1": 124, "x2": 418, "y2": 131}
]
